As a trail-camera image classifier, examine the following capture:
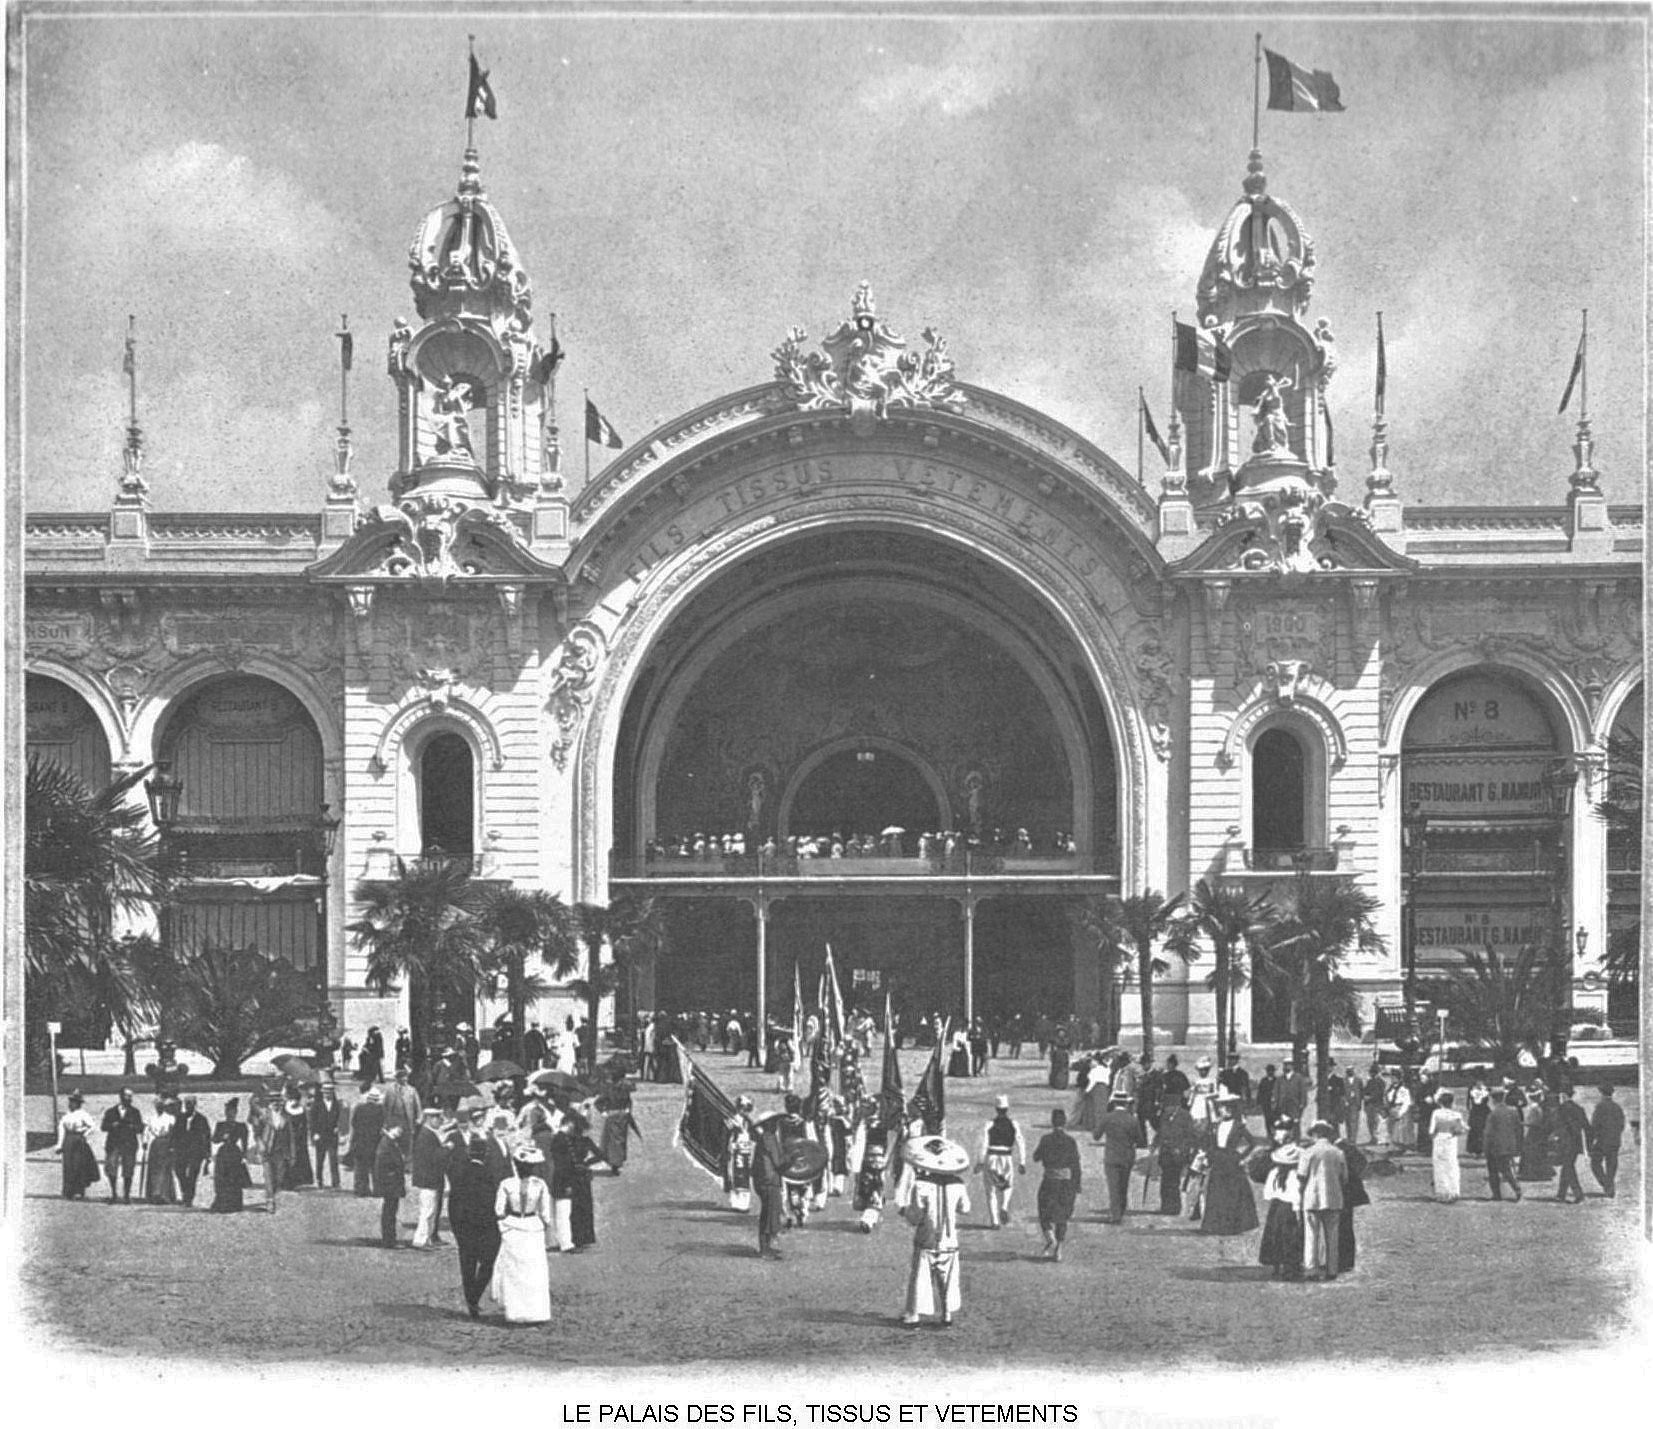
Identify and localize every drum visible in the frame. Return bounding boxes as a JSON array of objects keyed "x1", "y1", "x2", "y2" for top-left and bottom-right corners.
[{"x1": 779, "y1": 1138, "x2": 829, "y2": 1185}]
